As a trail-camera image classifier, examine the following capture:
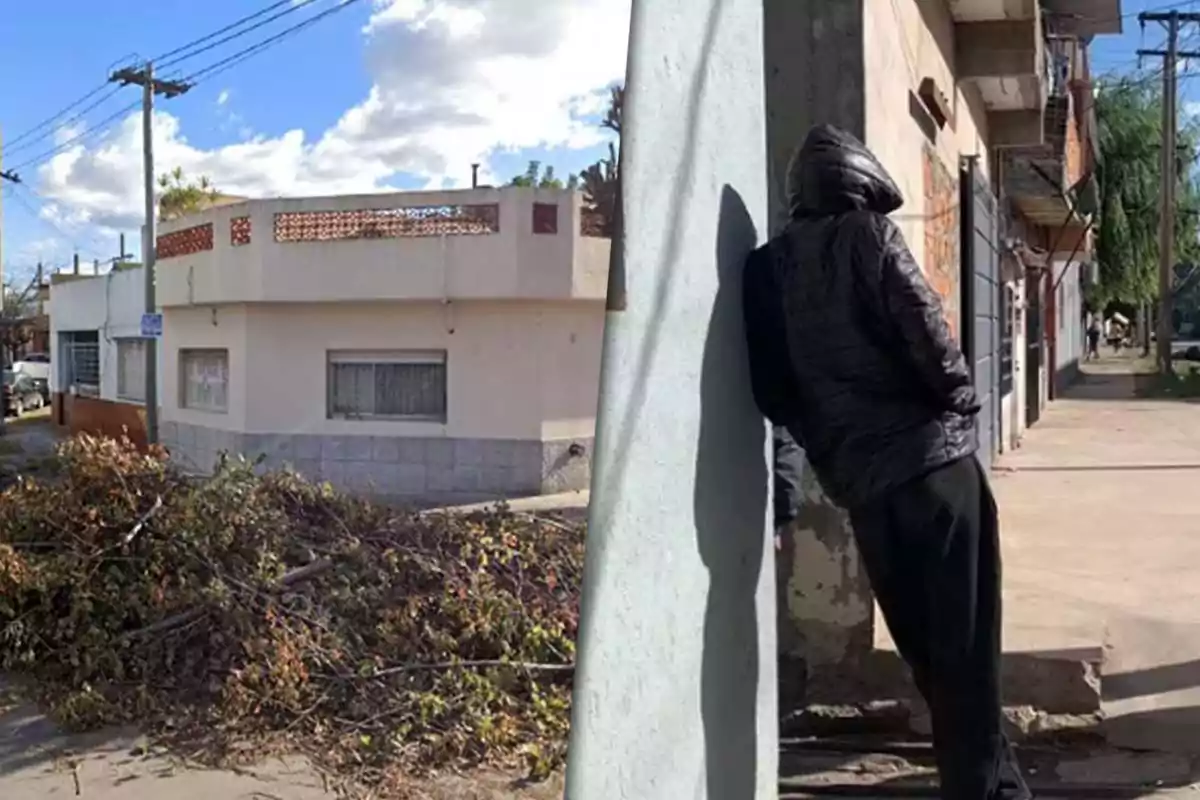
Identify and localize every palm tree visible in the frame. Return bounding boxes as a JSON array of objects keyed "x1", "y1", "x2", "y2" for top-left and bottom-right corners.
[{"x1": 580, "y1": 85, "x2": 623, "y2": 237}]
